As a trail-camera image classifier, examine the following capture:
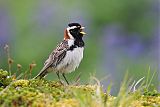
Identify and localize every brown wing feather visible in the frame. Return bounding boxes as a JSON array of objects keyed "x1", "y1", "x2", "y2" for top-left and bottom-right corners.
[{"x1": 34, "y1": 40, "x2": 69, "y2": 79}]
